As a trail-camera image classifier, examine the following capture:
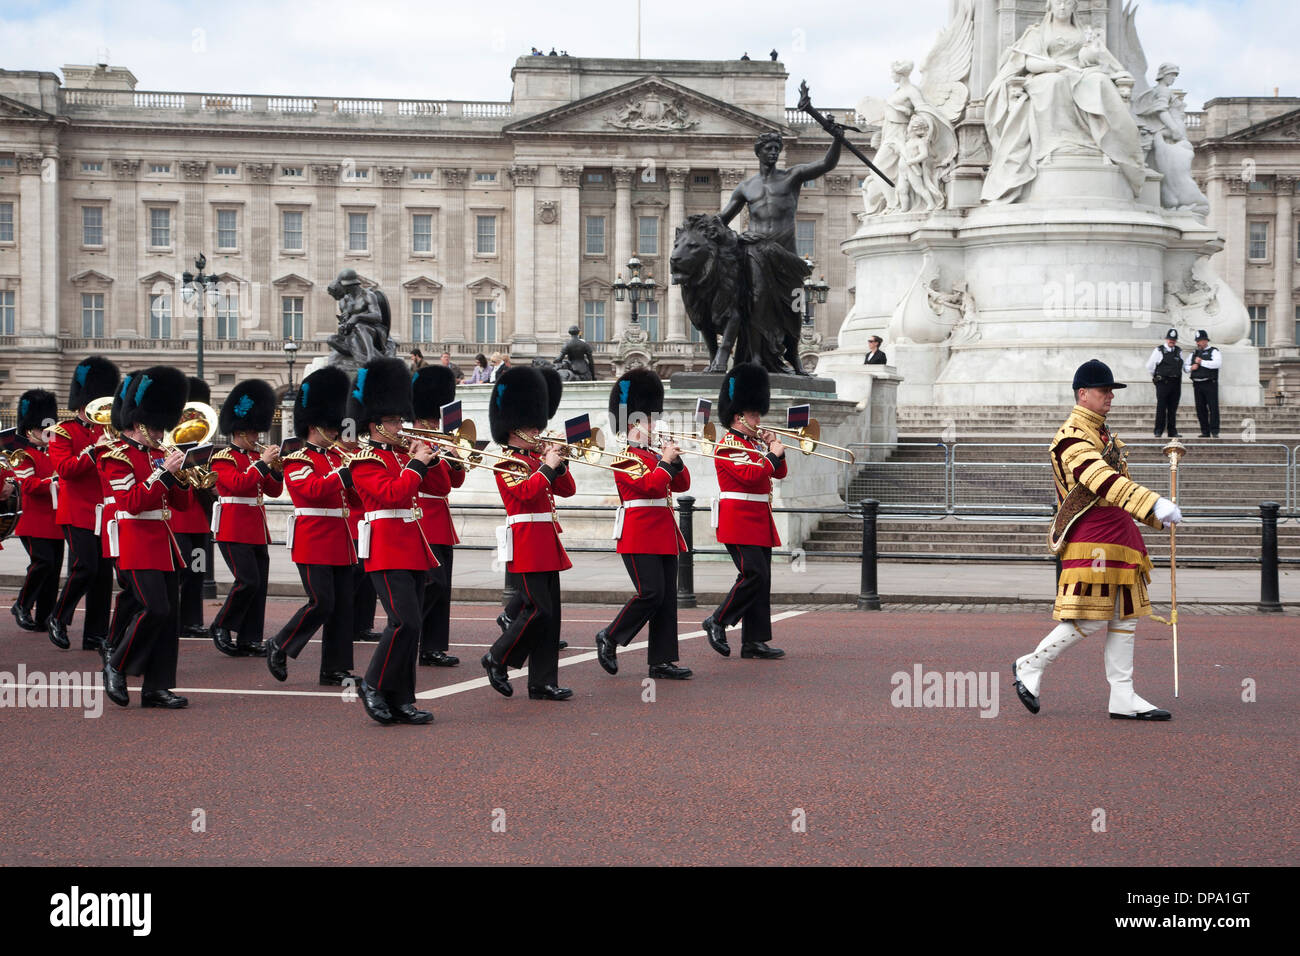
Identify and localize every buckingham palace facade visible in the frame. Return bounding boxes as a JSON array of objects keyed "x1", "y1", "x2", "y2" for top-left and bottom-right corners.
[{"x1": 0, "y1": 56, "x2": 868, "y2": 405}]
